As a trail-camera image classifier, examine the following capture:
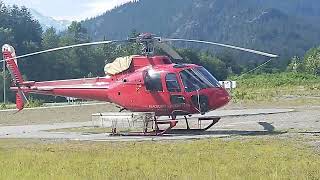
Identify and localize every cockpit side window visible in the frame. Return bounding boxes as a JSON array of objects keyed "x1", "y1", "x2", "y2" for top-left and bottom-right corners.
[
  {"x1": 196, "y1": 67, "x2": 221, "y2": 87},
  {"x1": 144, "y1": 69, "x2": 163, "y2": 92},
  {"x1": 180, "y1": 69, "x2": 208, "y2": 92},
  {"x1": 180, "y1": 67, "x2": 221, "y2": 92},
  {"x1": 165, "y1": 73, "x2": 181, "y2": 92}
]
